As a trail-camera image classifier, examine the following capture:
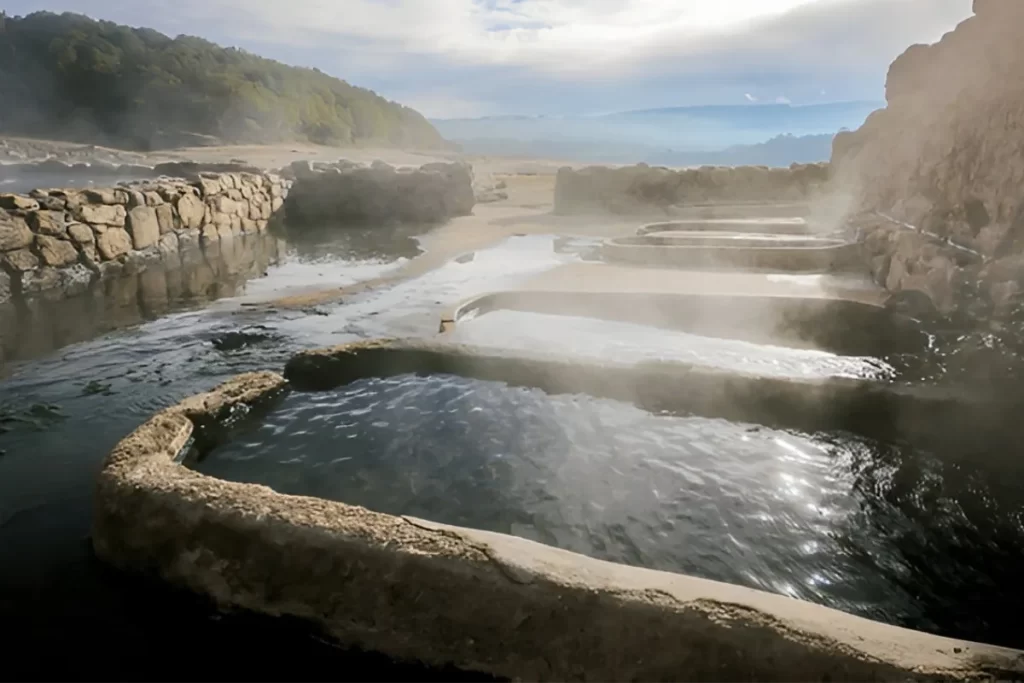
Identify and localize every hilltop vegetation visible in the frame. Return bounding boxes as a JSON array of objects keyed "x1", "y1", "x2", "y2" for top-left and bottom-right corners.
[{"x1": 0, "y1": 11, "x2": 446, "y2": 150}]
